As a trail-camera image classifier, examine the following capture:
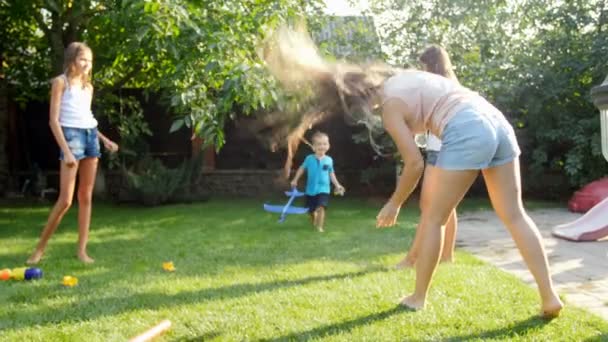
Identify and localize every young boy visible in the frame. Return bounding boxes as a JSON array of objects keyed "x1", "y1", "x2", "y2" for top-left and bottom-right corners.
[{"x1": 290, "y1": 131, "x2": 345, "y2": 232}]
